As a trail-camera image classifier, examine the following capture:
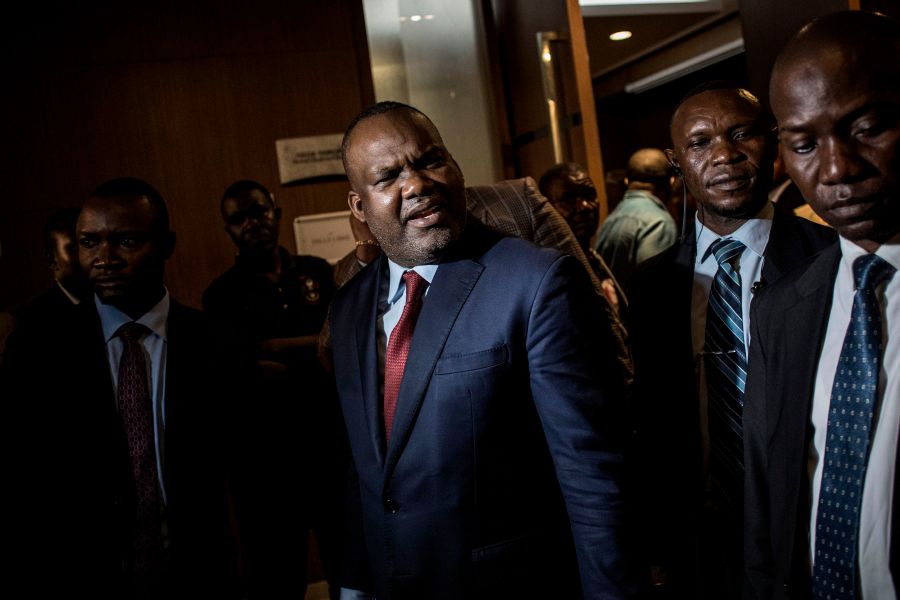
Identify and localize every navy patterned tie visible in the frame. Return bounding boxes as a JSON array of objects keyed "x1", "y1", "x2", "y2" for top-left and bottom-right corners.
[
  {"x1": 116, "y1": 322, "x2": 165, "y2": 578},
  {"x1": 704, "y1": 238, "x2": 747, "y2": 509},
  {"x1": 813, "y1": 254, "x2": 896, "y2": 600}
]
